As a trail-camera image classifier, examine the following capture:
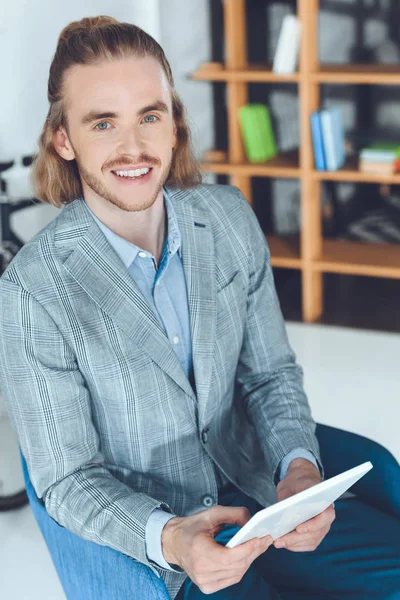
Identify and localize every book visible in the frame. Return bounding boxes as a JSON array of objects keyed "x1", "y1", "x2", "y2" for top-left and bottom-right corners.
[
  {"x1": 320, "y1": 107, "x2": 345, "y2": 171},
  {"x1": 238, "y1": 104, "x2": 277, "y2": 163},
  {"x1": 332, "y1": 108, "x2": 346, "y2": 170},
  {"x1": 272, "y1": 15, "x2": 302, "y2": 75},
  {"x1": 360, "y1": 143, "x2": 400, "y2": 163},
  {"x1": 363, "y1": 142, "x2": 400, "y2": 154},
  {"x1": 310, "y1": 111, "x2": 327, "y2": 171},
  {"x1": 360, "y1": 151, "x2": 398, "y2": 163},
  {"x1": 359, "y1": 161, "x2": 395, "y2": 175}
]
